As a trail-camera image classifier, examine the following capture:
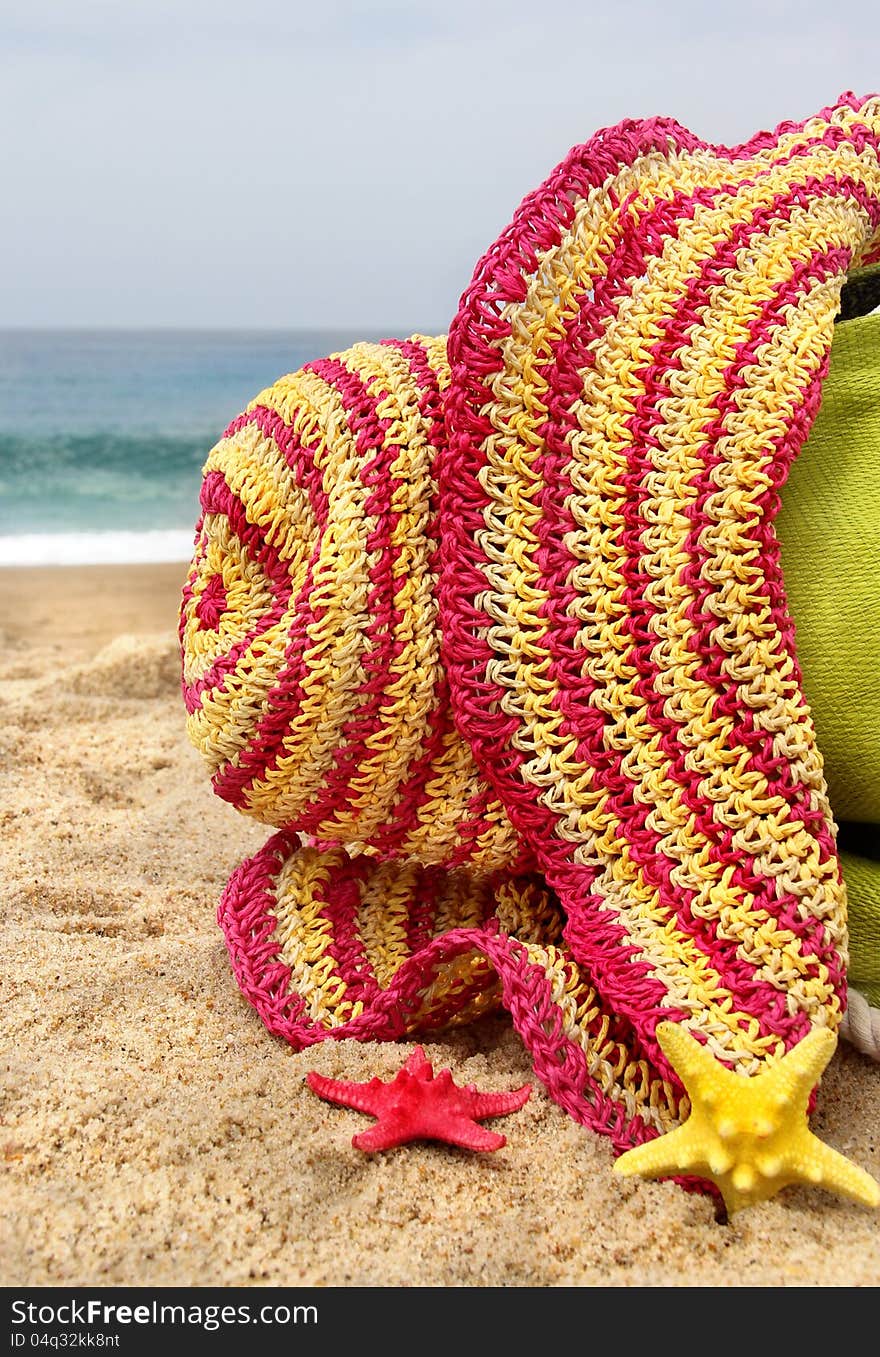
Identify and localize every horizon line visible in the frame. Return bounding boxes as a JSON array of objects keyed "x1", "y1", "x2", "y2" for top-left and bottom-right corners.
[{"x1": 0, "y1": 322, "x2": 449, "y2": 335}]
